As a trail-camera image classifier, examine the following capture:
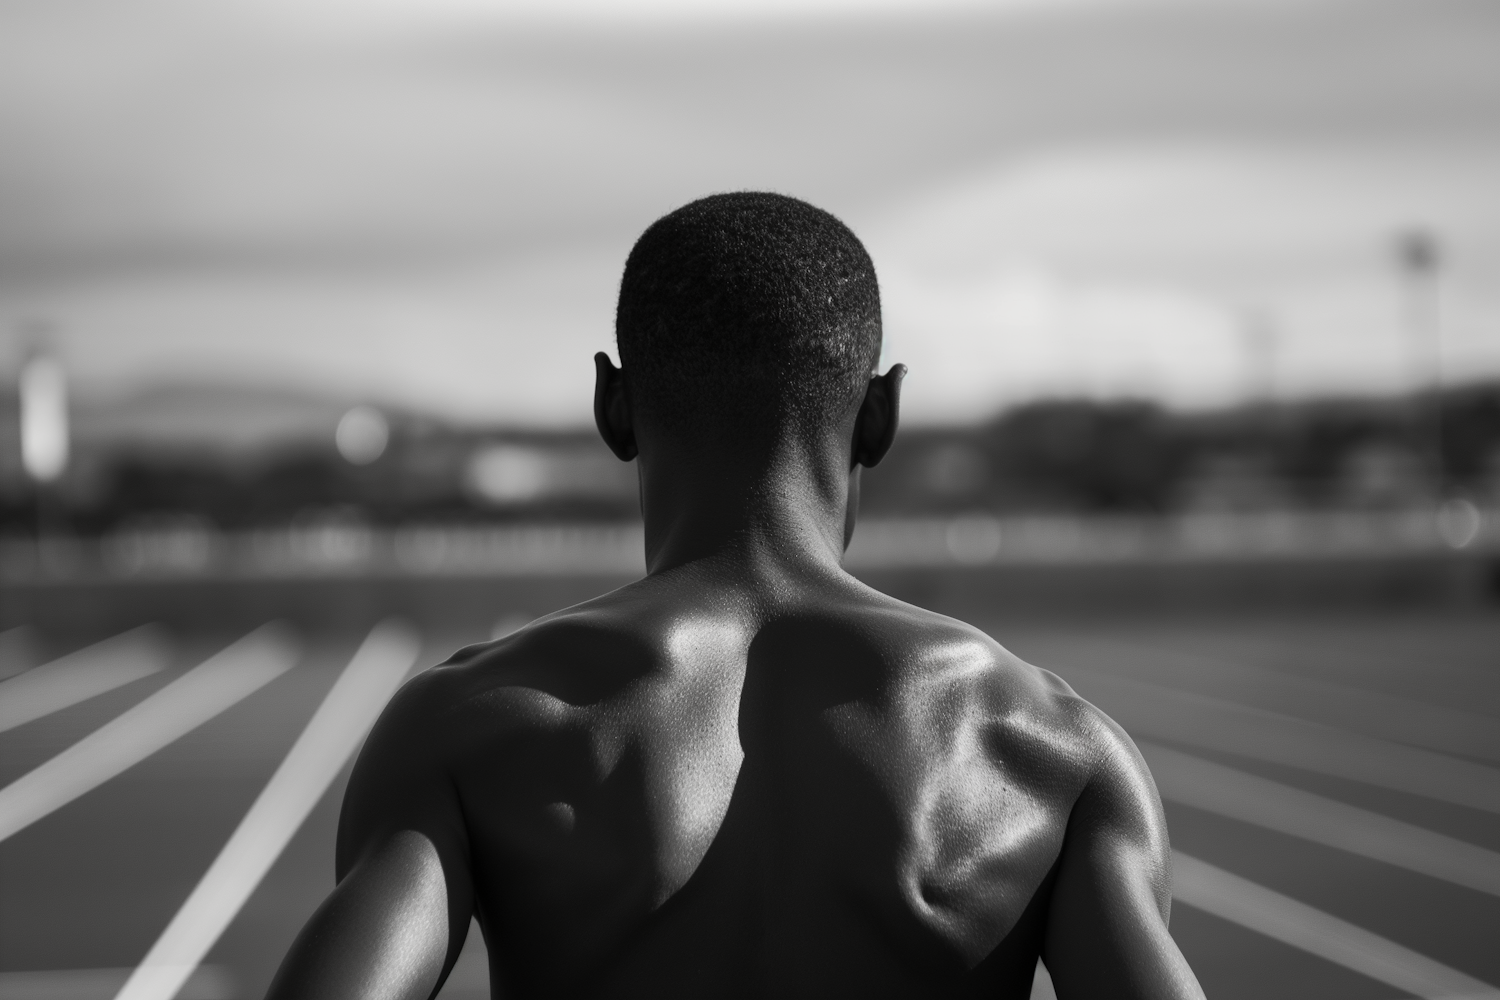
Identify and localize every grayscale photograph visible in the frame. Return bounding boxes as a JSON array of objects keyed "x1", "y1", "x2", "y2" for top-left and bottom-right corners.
[{"x1": 1, "y1": 1, "x2": 1497, "y2": 998}]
